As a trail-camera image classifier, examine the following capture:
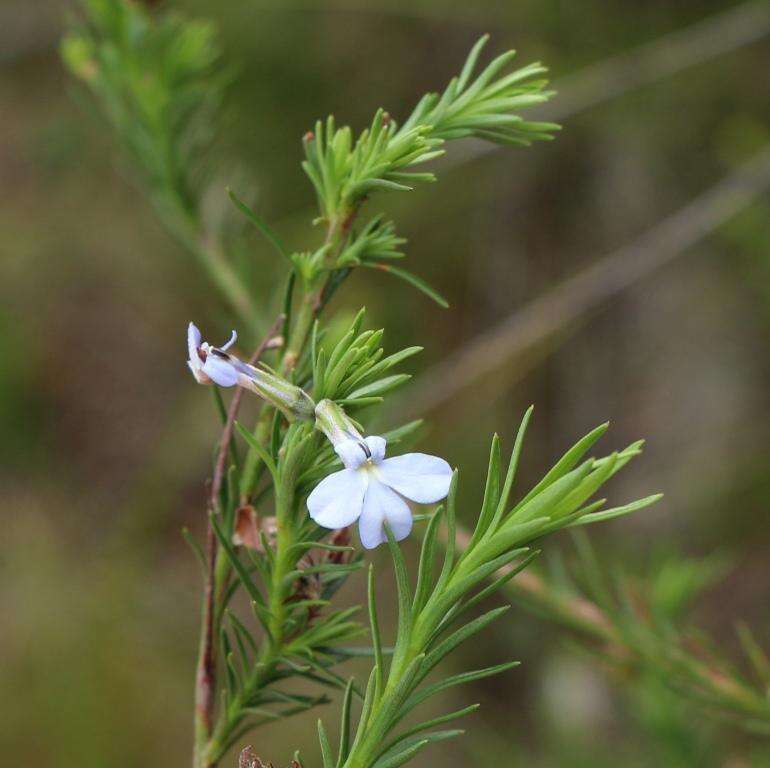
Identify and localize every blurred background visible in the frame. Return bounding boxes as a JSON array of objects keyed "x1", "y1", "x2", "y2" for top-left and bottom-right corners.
[{"x1": 2, "y1": 0, "x2": 769, "y2": 765}]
